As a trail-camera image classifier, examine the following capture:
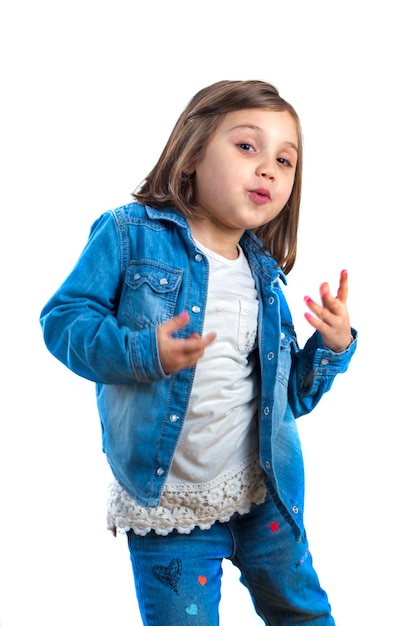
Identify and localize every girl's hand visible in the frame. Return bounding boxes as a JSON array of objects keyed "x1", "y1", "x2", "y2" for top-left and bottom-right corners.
[
  {"x1": 304, "y1": 269, "x2": 352, "y2": 353},
  {"x1": 157, "y1": 312, "x2": 217, "y2": 374}
]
